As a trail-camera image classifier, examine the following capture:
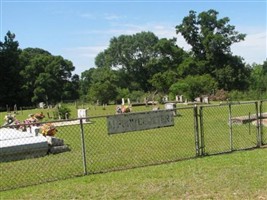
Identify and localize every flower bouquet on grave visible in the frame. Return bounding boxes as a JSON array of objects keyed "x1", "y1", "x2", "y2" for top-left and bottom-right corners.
[
  {"x1": 19, "y1": 119, "x2": 33, "y2": 132},
  {"x1": 34, "y1": 112, "x2": 45, "y2": 120},
  {"x1": 13, "y1": 119, "x2": 21, "y2": 130},
  {"x1": 122, "y1": 106, "x2": 131, "y2": 113},
  {"x1": 3, "y1": 114, "x2": 16, "y2": 126},
  {"x1": 40, "y1": 123, "x2": 57, "y2": 136}
]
